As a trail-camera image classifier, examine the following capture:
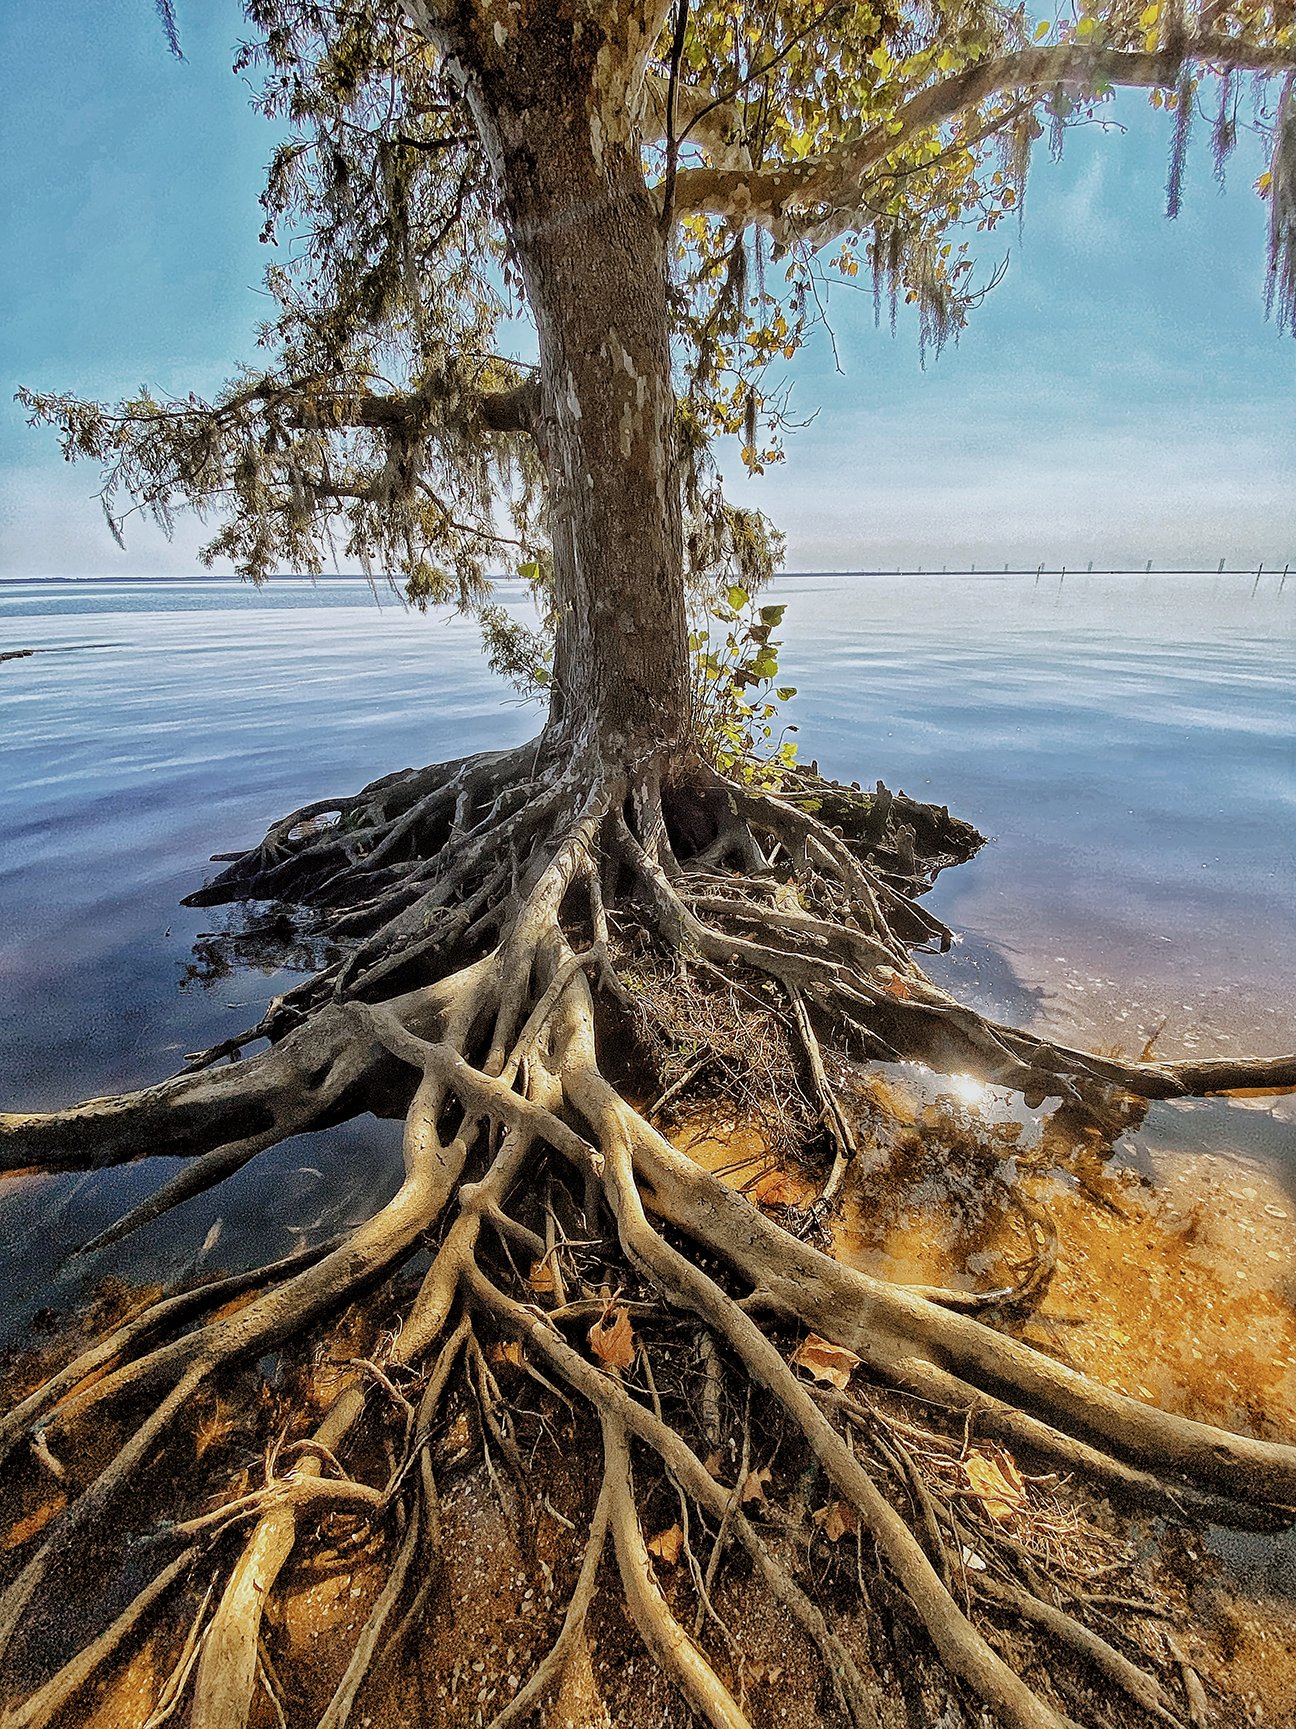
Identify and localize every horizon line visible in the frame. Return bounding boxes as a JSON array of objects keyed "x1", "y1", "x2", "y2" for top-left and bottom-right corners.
[{"x1": 1, "y1": 563, "x2": 1292, "y2": 585}]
